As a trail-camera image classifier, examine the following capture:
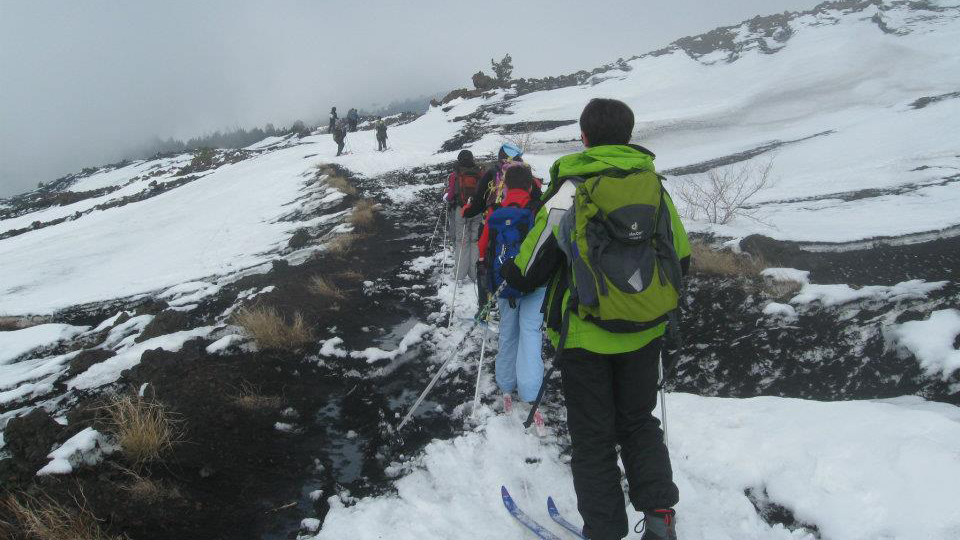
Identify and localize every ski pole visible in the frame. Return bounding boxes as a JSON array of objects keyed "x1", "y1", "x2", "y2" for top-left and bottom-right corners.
[
  {"x1": 658, "y1": 354, "x2": 669, "y2": 447},
  {"x1": 447, "y1": 221, "x2": 468, "y2": 328},
  {"x1": 471, "y1": 306, "x2": 495, "y2": 418},
  {"x1": 428, "y1": 203, "x2": 444, "y2": 251},
  {"x1": 441, "y1": 204, "x2": 450, "y2": 252},
  {"x1": 398, "y1": 285, "x2": 504, "y2": 431}
]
